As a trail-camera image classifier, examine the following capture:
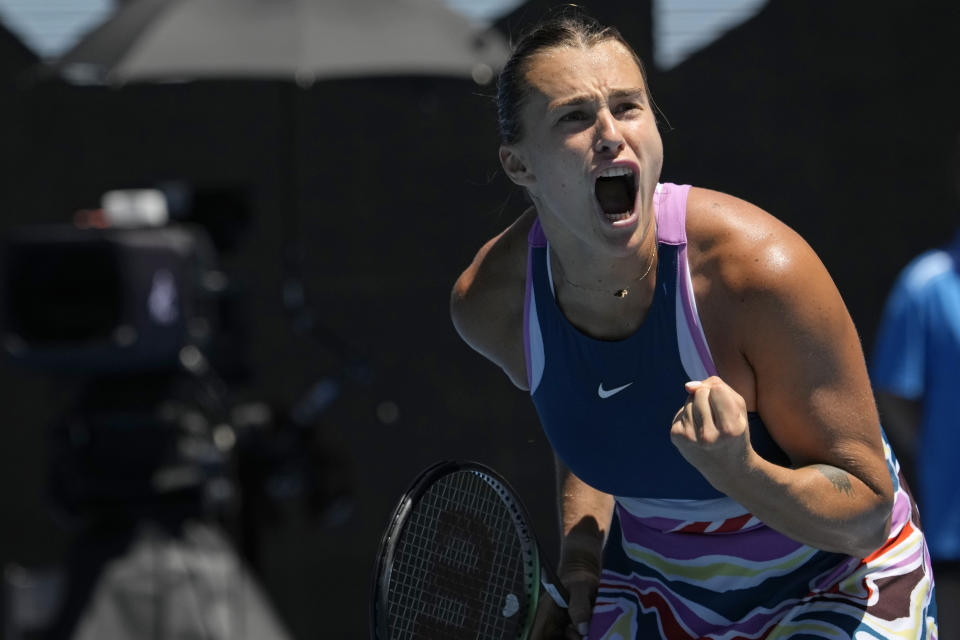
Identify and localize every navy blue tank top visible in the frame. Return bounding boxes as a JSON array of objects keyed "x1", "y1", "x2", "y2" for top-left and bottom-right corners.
[{"x1": 523, "y1": 183, "x2": 789, "y2": 499}]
